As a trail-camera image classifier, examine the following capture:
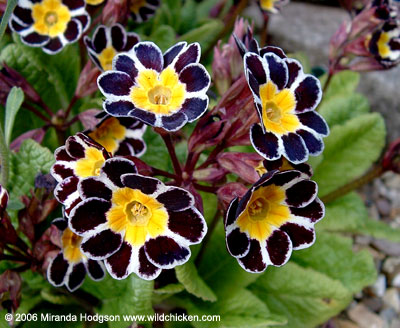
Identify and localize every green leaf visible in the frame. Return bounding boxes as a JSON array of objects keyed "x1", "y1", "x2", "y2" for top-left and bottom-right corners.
[
  {"x1": 358, "y1": 219, "x2": 400, "y2": 243},
  {"x1": 9, "y1": 139, "x2": 54, "y2": 198},
  {"x1": 318, "y1": 192, "x2": 368, "y2": 232},
  {"x1": 249, "y1": 262, "x2": 351, "y2": 328},
  {"x1": 0, "y1": 42, "x2": 73, "y2": 109},
  {"x1": 149, "y1": 25, "x2": 176, "y2": 52},
  {"x1": 175, "y1": 260, "x2": 217, "y2": 302},
  {"x1": 198, "y1": 222, "x2": 262, "y2": 298},
  {"x1": 321, "y1": 71, "x2": 360, "y2": 101},
  {"x1": 0, "y1": 0, "x2": 17, "y2": 43},
  {"x1": 177, "y1": 20, "x2": 224, "y2": 51},
  {"x1": 5, "y1": 87, "x2": 24, "y2": 146},
  {"x1": 82, "y1": 274, "x2": 154, "y2": 328},
  {"x1": 319, "y1": 192, "x2": 400, "y2": 242},
  {"x1": 153, "y1": 283, "x2": 184, "y2": 295},
  {"x1": 313, "y1": 113, "x2": 386, "y2": 197},
  {"x1": 319, "y1": 93, "x2": 369, "y2": 127},
  {"x1": 178, "y1": 0, "x2": 197, "y2": 33},
  {"x1": 141, "y1": 129, "x2": 170, "y2": 172},
  {"x1": 174, "y1": 289, "x2": 287, "y2": 328},
  {"x1": 292, "y1": 232, "x2": 377, "y2": 293}
]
